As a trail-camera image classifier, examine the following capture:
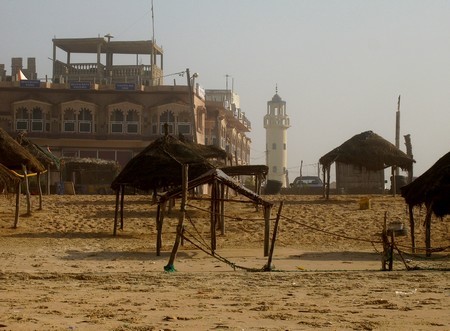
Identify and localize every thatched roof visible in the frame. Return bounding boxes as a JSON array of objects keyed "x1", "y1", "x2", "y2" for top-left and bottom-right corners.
[
  {"x1": 0, "y1": 128, "x2": 45, "y2": 173},
  {"x1": 61, "y1": 157, "x2": 120, "y2": 169},
  {"x1": 401, "y1": 151, "x2": 450, "y2": 217},
  {"x1": 161, "y1": 168, "x2": 273, "y2": 207},
  {"x1": 0, "y1": 162, "x2": 21, "y2": 191},
  {"x1": 319, "y1": 130, "x2": 414, "y2": 171},
  {"x1": 16, "y1": 133, "x2": 61, "y2": 170},
  {"x1": 111, "y1": 134, "x2": 216, "y2": 191},
  {"x1": 221, "y1": 165, "x2": 269, "y2": 177}
]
